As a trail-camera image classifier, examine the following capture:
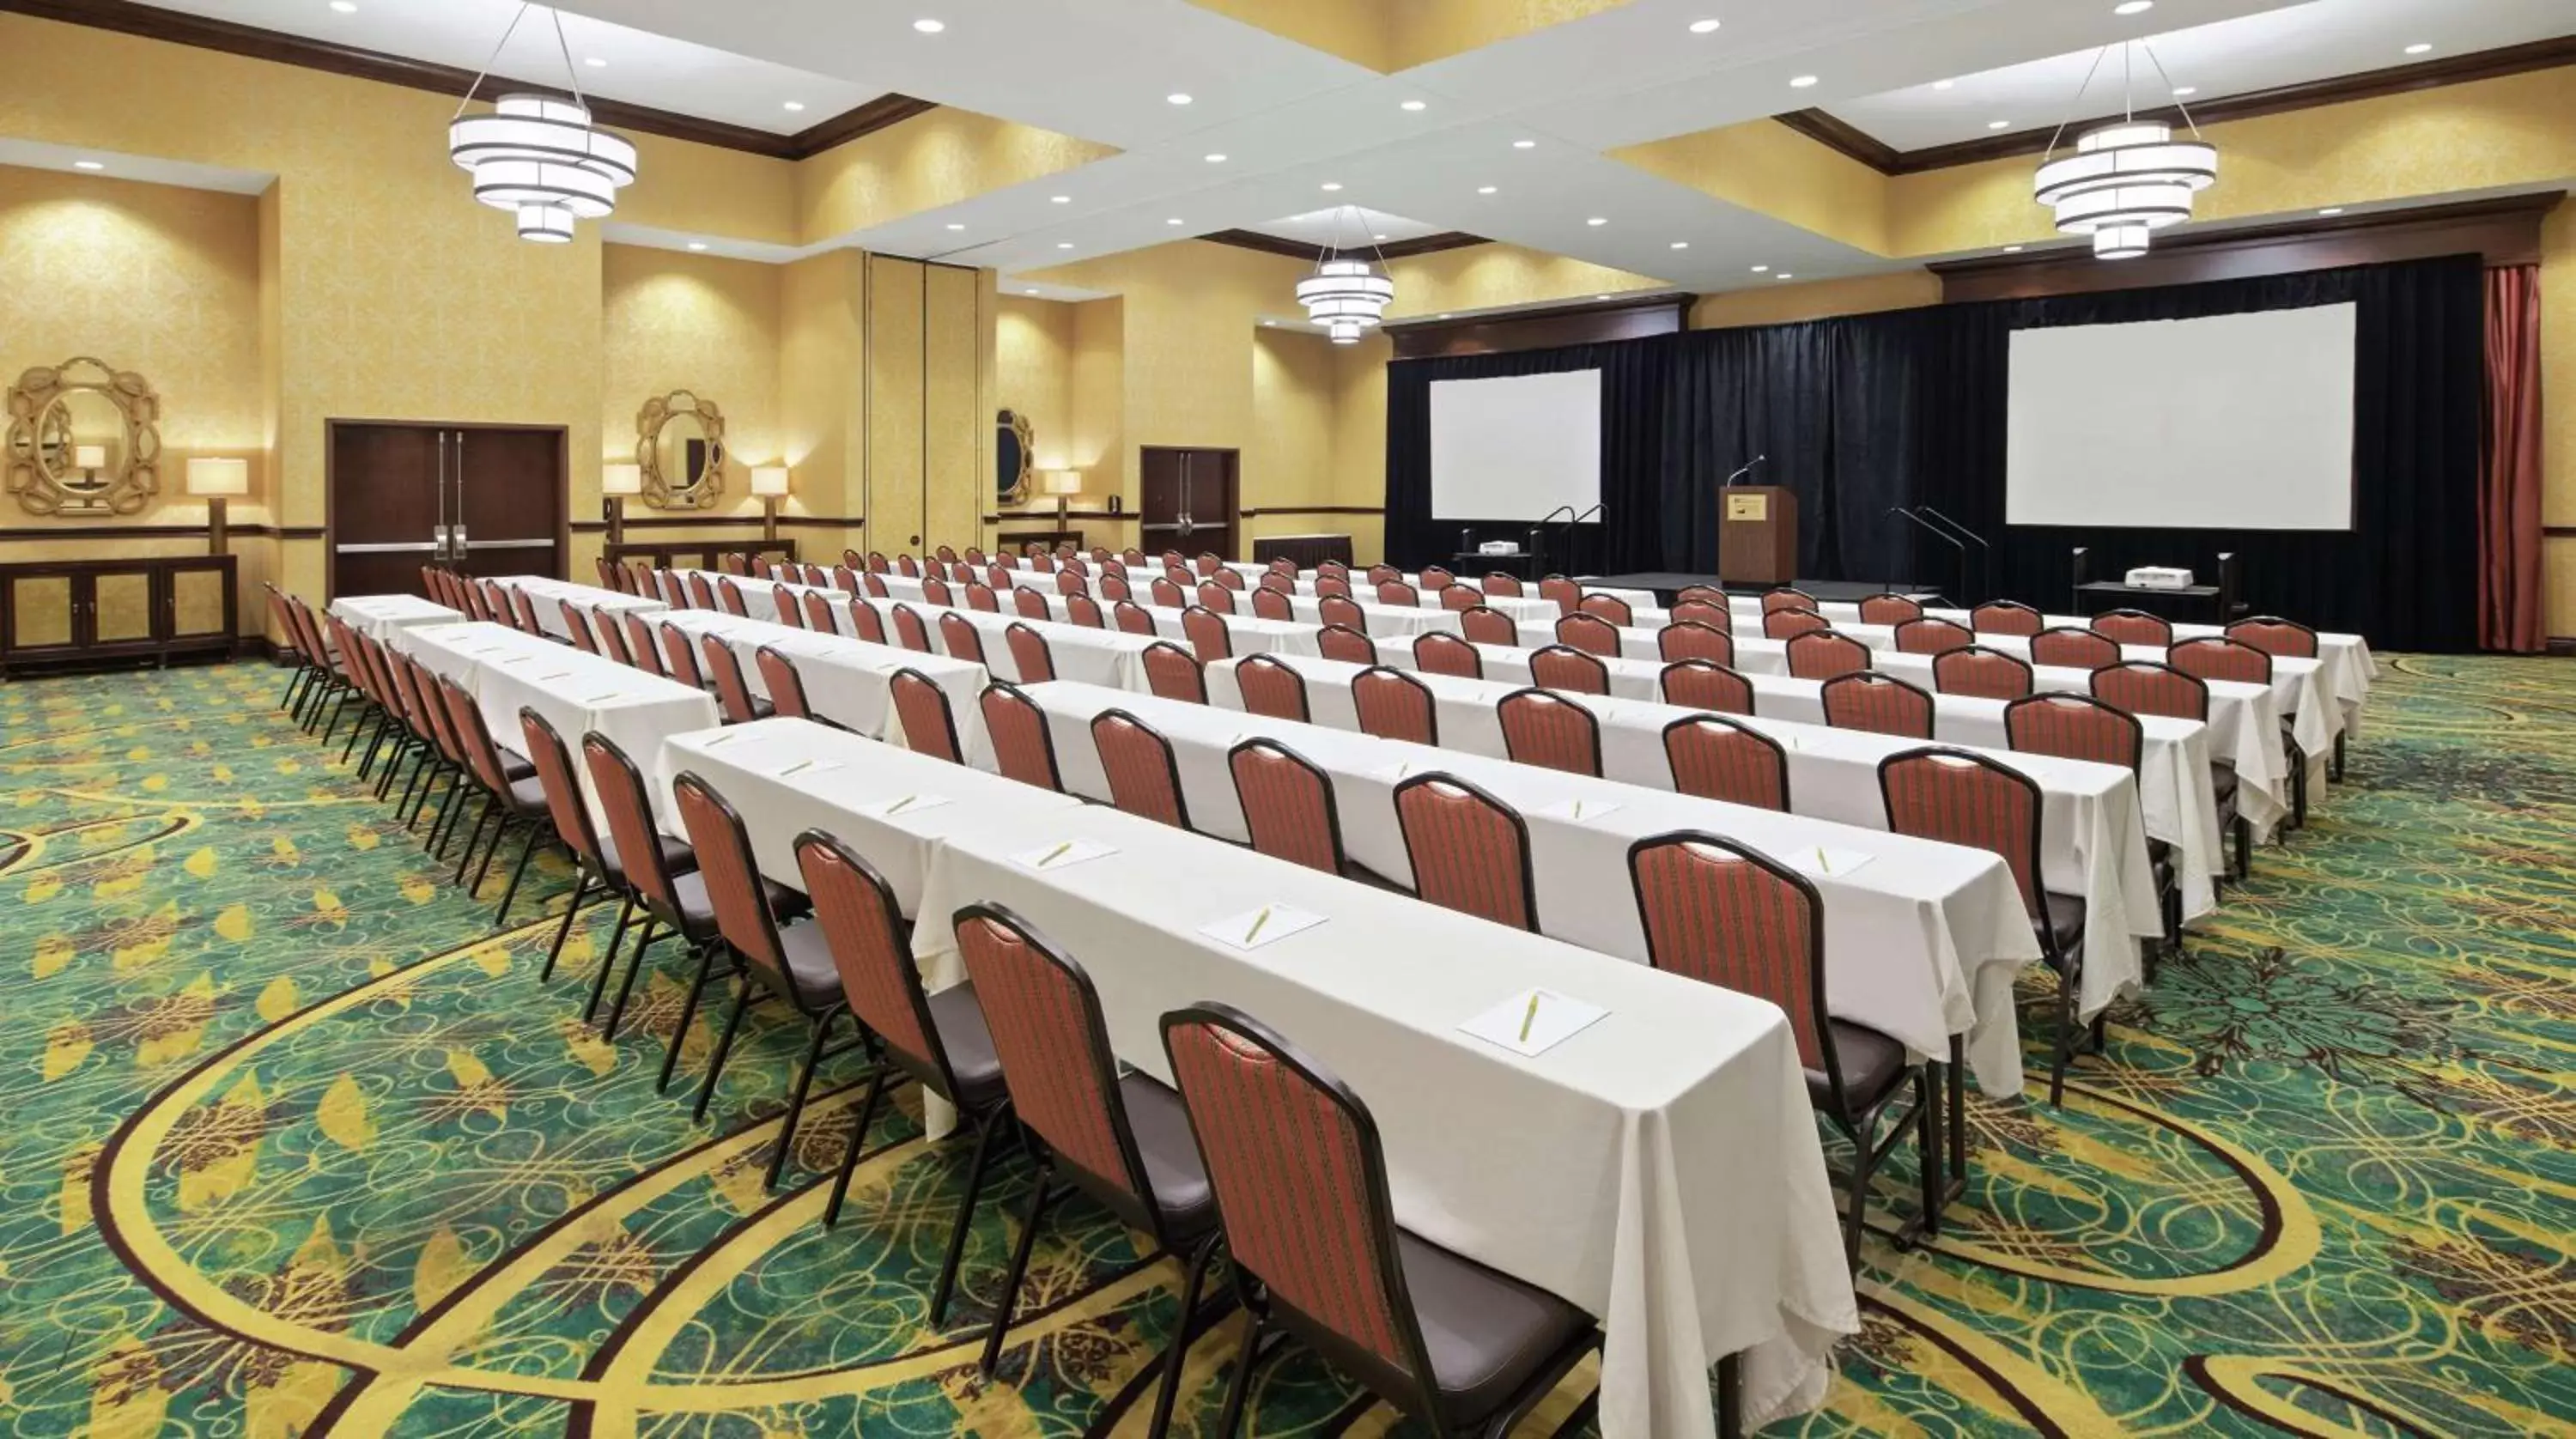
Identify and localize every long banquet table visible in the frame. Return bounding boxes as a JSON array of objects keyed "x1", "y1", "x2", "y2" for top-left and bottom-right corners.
[
  {"x1": 1197, "y1": 654, "x2": 2162, "y2": 1009},
  {"x1": 659, "y1": 714, "x2": 1859, "y2": 1437},
  {"x1": 641, "y1": 606, "x2": 988, "y2": 750},
  {"x1": 497, "y1": 574, "x2": 668, "y2": 640},
  {"x1": 327, "y1": 593, "x2": 462, "y2": 645}
]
